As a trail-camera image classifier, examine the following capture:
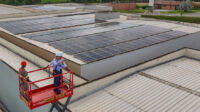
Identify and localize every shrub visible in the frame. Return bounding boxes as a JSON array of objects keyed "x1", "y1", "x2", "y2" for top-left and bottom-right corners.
[
  {"x1": 142, "y1": 15, "x2": 200, "y2": 23},
  {"x1": 113, "y1": 9, "x2": 145, "y2": 13},
  {"x1": 136, "y1": 5, "x2": 148, "y2": 9}
]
